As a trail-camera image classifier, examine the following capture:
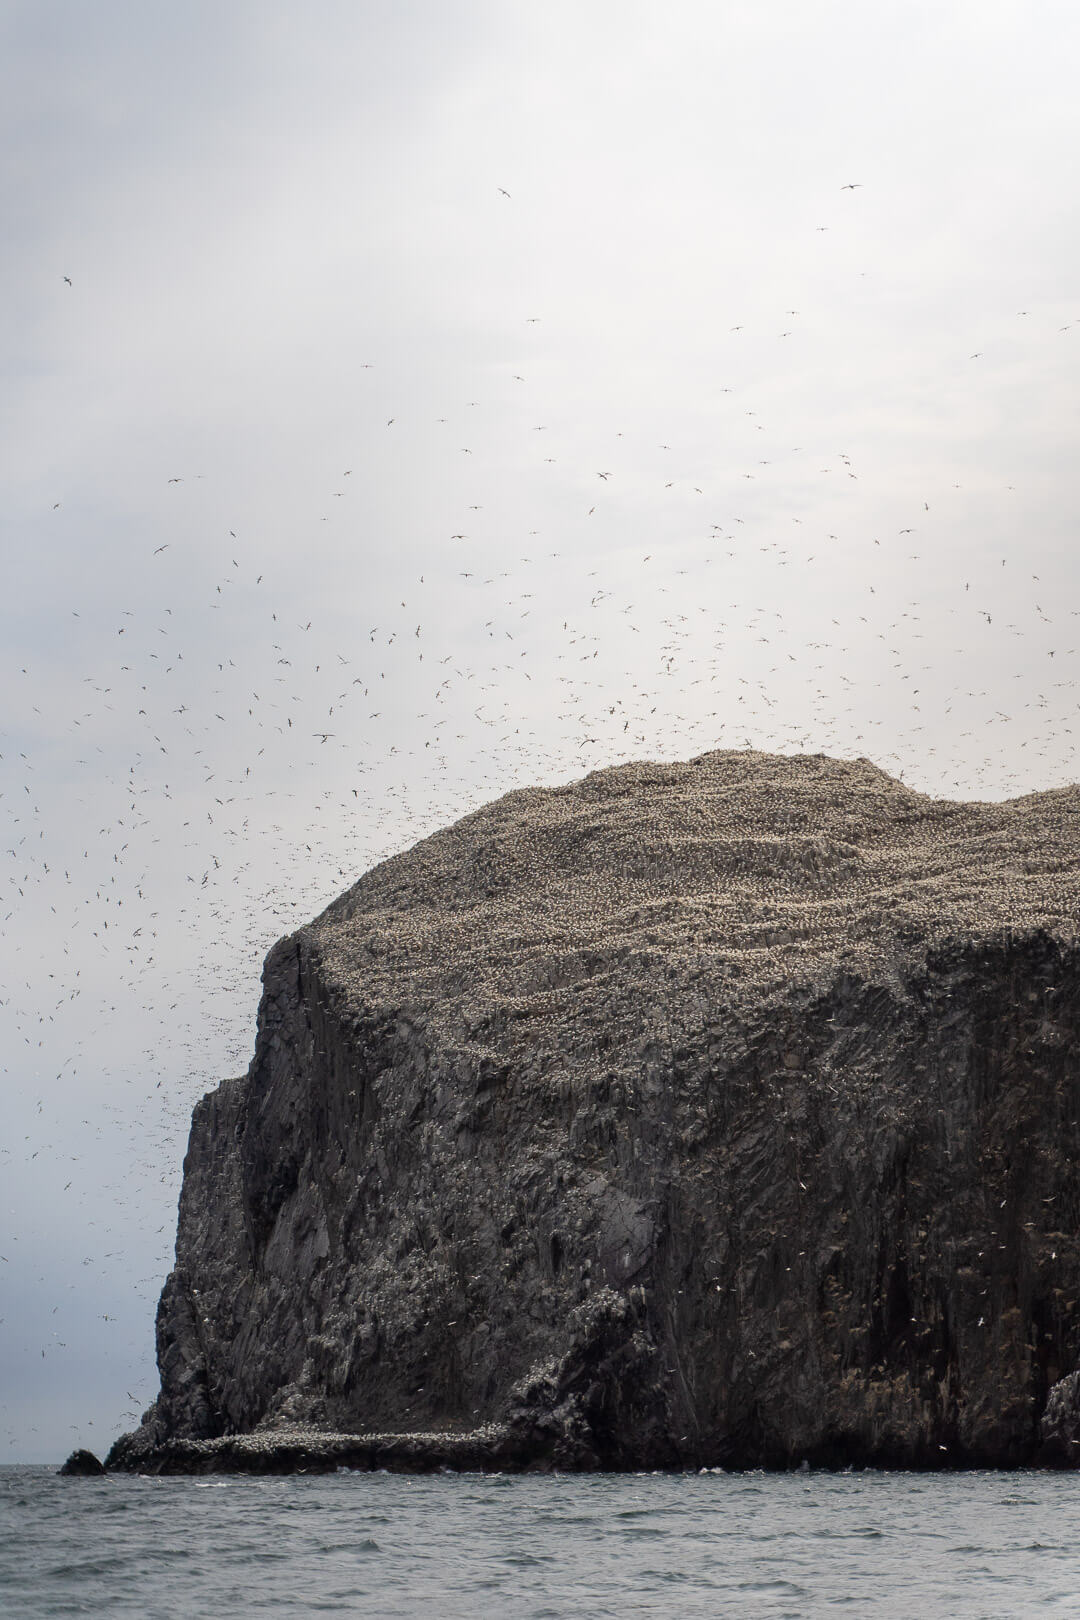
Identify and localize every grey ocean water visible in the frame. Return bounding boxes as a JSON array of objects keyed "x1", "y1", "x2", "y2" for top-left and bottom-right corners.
[{"x1": 3, "y1": 1465, "x2": 1080, "y2": 1618}]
